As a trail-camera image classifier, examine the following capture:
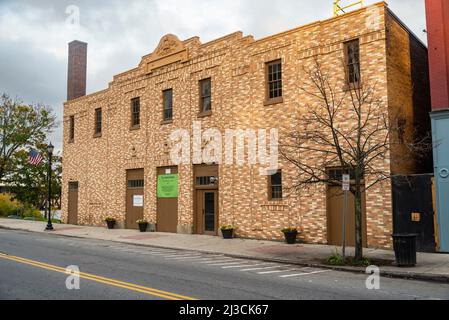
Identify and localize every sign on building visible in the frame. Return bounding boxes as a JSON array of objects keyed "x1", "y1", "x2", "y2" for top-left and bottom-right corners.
[
  {"x1": 133, "y1": 195, "x2": 144, "y2": 207},
  {"x1": 157, "y1": 174, "x2": 179, "y2": 198}
]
